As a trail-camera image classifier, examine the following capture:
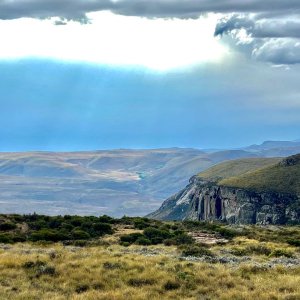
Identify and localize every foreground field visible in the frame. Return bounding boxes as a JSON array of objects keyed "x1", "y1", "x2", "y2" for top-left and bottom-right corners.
[
  {"x1": 0, "y1": 242, "x2": 300, "y2": 300},
  {"x1": 0, "y1": 215, "x2": 300, "y2": 299}
]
